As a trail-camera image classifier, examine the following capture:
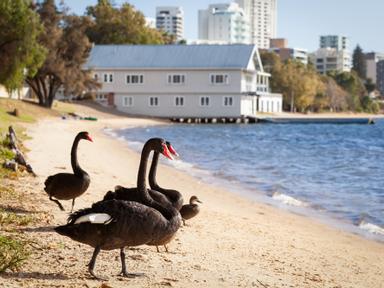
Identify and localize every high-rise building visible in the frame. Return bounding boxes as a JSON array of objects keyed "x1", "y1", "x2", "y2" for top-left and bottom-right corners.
[
  {"x1": 311, "y1": 35, "x2": 351, "y2": 74},
  {"x1": 377, "y1": 60, "x2": 384, "y2": 96},
  {"x1": 320, "y1": 35, "x2": 348, "y2": 50},
  {"x1": 269, "y1": 38, "x2": 308, "y2": 65},
  {"x1": 198, "y1": 3, "x2": 250, "y2": 44},
  {"x1": 365, "y1": 52, "x2": 384, "y2": 84},
  {"x1": 310, "y1": 48, "x2": 351, "y2": 74},
  {"x1": 156, "y1": 7, "x2": 184, "y2": 40},
  {"x1": 235, "y1": 0, "x2": 277, "y2": 48}
]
